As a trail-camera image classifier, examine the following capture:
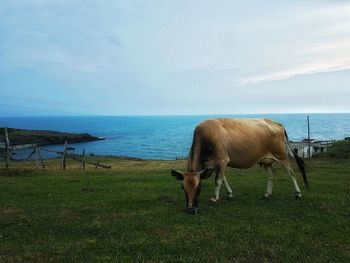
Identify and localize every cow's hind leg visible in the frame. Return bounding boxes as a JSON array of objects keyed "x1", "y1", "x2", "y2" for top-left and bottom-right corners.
[
  {"x1": 210, "y1": 162, "x2": 227, "y2": 203},
  {"x1": 262, "y1": 164, "x2": 276, "y2": 199},
  {"x1": 279, "y1": 159, "x2": 302, "y2": 199}
]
